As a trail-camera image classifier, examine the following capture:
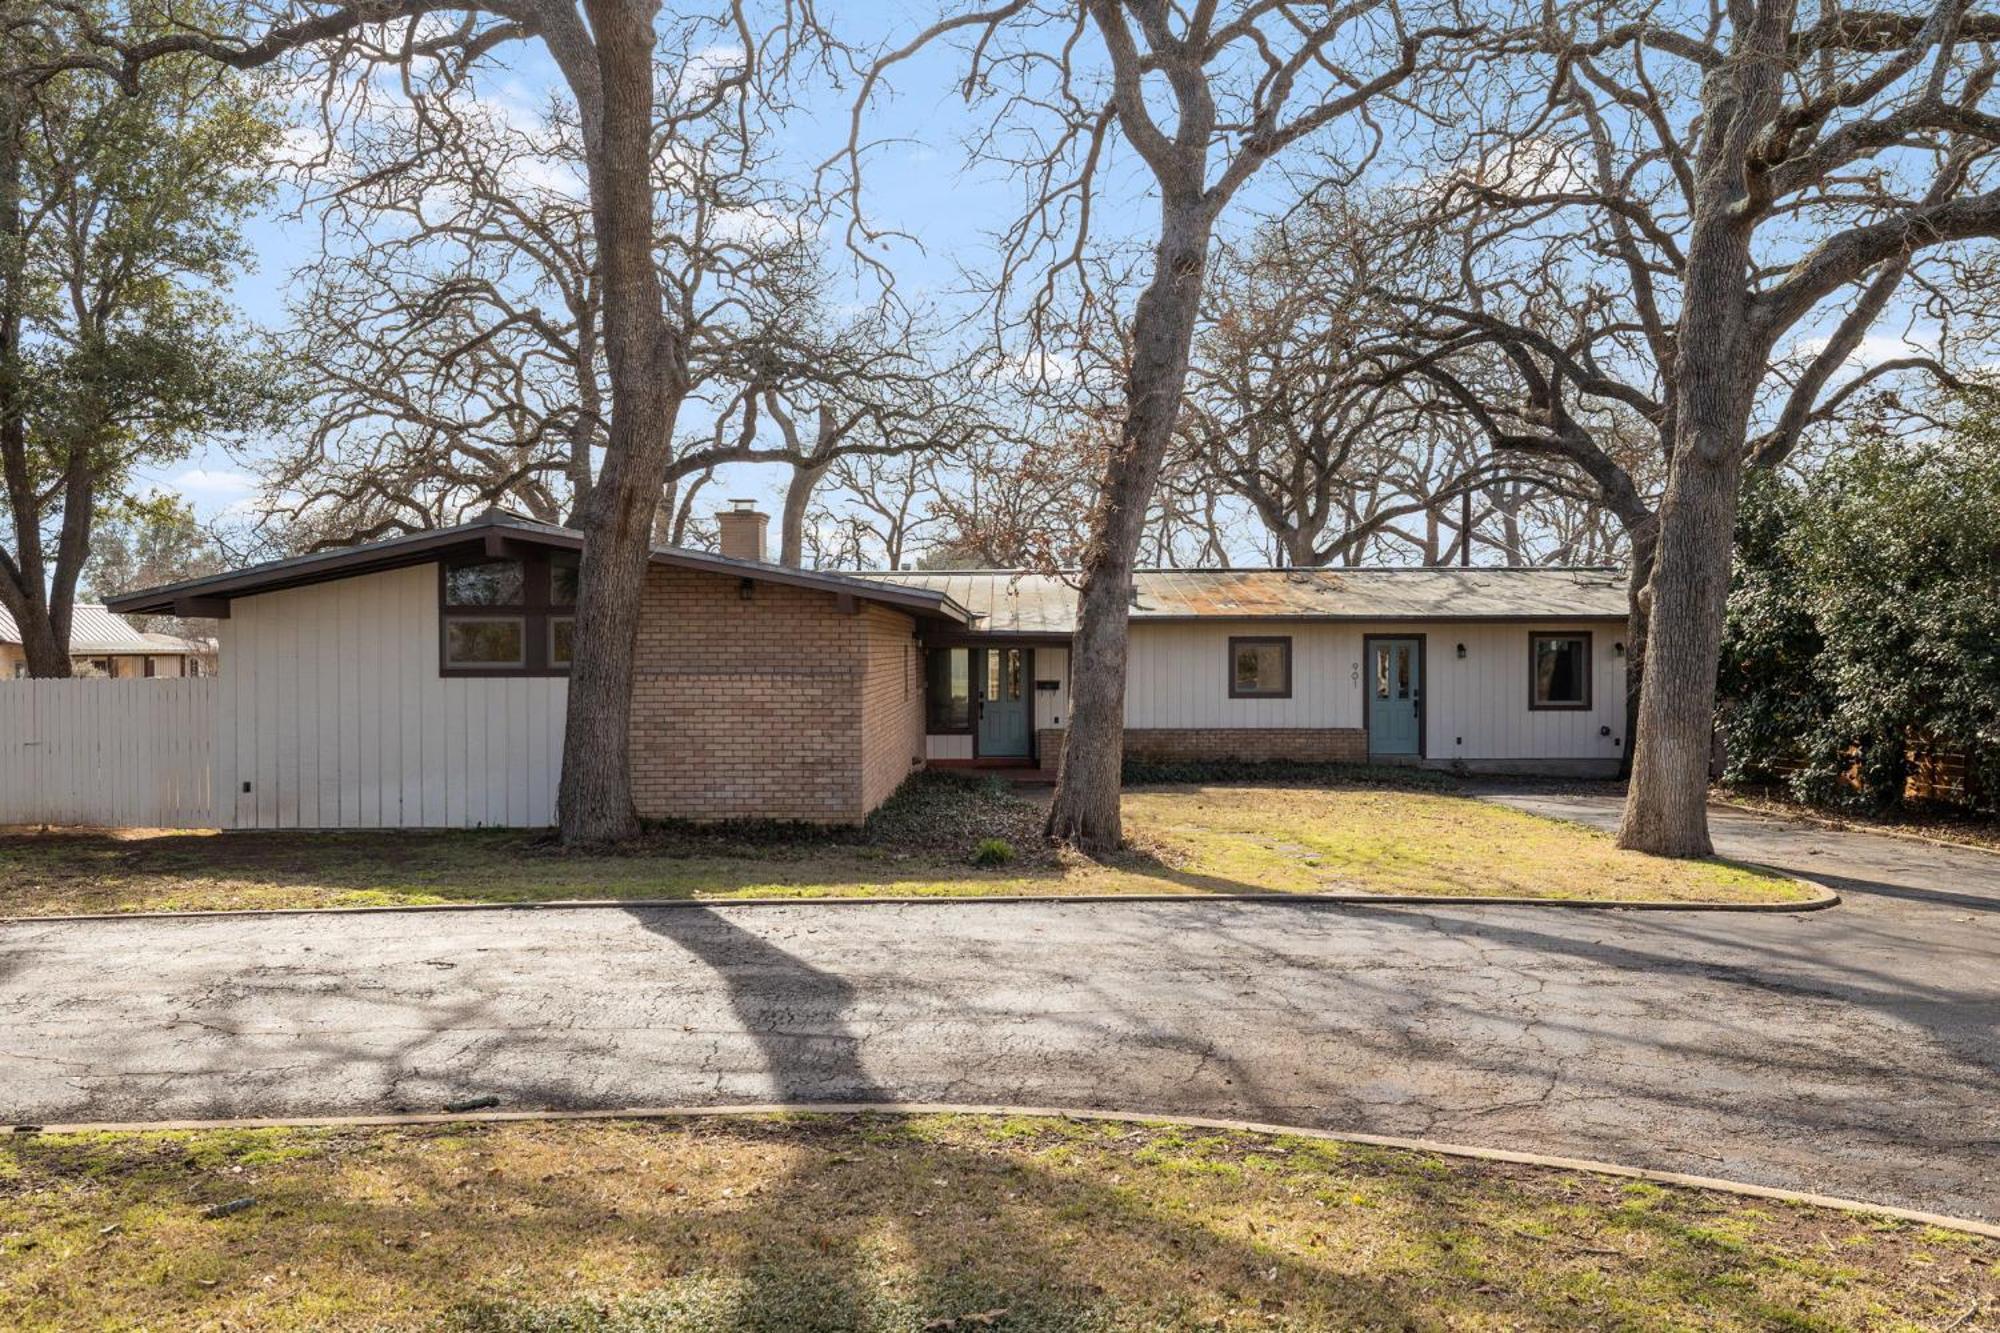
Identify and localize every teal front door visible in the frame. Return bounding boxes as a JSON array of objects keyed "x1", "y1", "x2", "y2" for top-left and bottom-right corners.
[
  {"x1": 1367, "y1": 638, "x2": 1423, "y2": 757},
  {"x1": 977, "y1": 646, "x2": 1031, "y2": 757}
]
